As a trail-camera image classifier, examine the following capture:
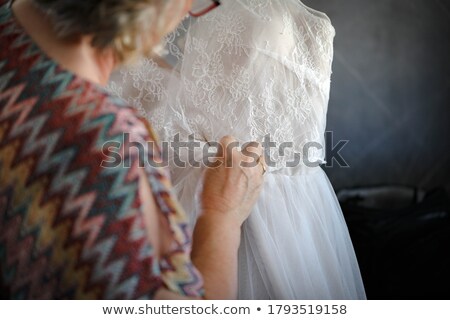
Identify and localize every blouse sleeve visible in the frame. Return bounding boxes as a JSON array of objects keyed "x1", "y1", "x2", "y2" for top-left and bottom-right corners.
[
  {"x1": 94, "y1": 107, "x2": 204, "y2": 299},
  {"x1": 138, "y1": 120, "x2": 205, "y2": 298}
]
